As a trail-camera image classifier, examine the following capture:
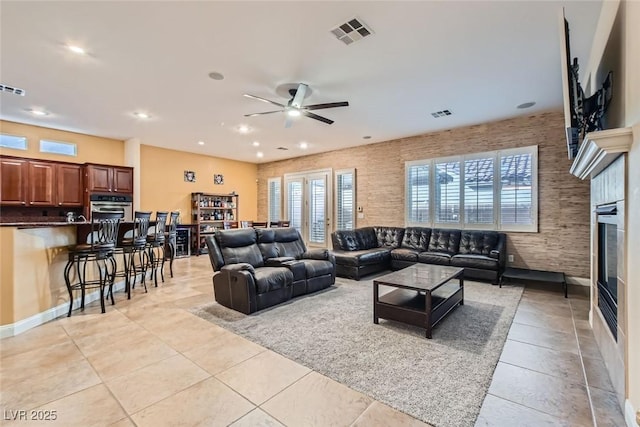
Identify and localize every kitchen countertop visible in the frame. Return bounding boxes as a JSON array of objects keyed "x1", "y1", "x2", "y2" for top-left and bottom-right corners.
[{"x1": 0, "y1": 221, "x2": 86, "y2": 227}]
